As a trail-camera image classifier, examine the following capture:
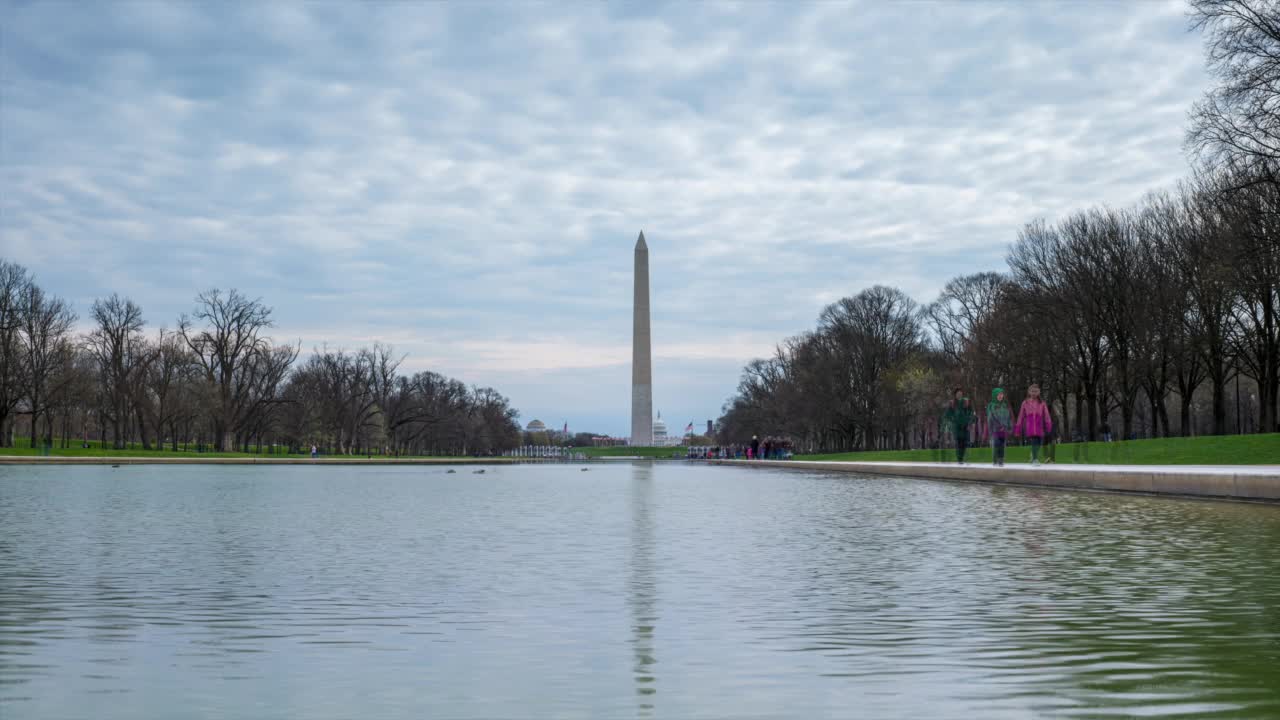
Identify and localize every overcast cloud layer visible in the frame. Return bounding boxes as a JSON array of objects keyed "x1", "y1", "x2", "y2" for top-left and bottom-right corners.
[{"x1": 1, "y1": 1, "x2": 1207, "y2": 435}]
